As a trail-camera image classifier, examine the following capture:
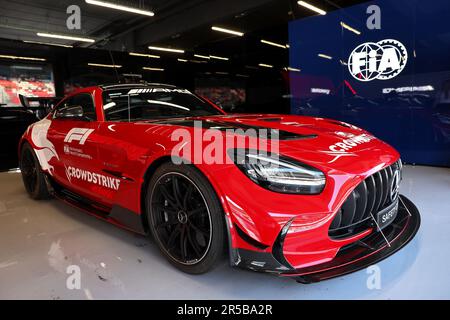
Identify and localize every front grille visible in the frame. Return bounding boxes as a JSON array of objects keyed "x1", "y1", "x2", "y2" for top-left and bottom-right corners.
[{"x1": 329, "y1": 160, "x2": 402, "y2": 239}]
